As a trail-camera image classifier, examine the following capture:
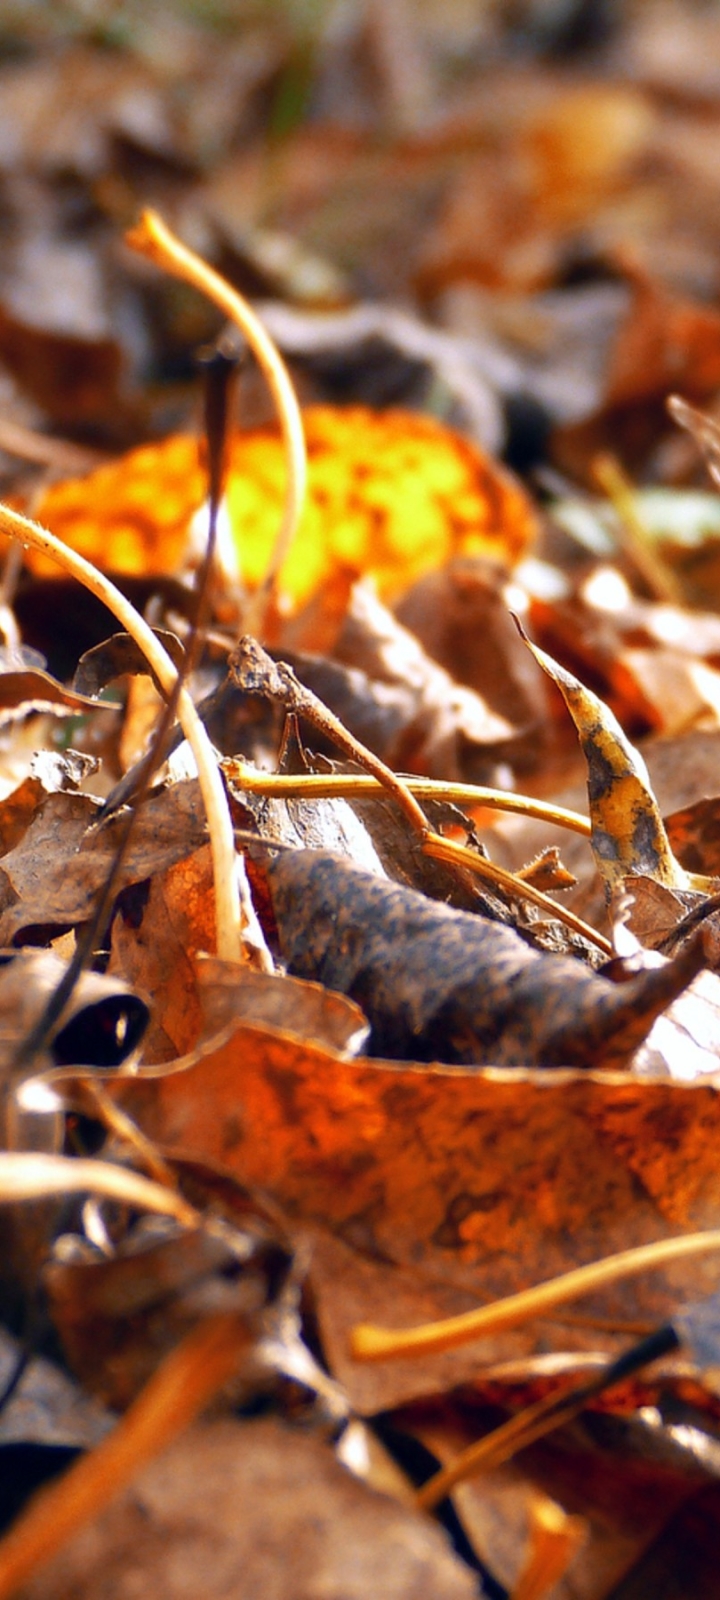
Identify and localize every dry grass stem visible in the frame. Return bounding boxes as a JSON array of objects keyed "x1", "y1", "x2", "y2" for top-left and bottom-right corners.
[
  {"x1": 126, "y1": 210, "x2": 307, "y2": 636},
  {"x1": 0, "y1": 501, "x2": 242, "y2": 962},
  {"x1": 351, "y1": 1228, "x2": 720, "y2": 1361},
  {"x1": 222, "y1": 762, "x2": 592, "y2": 835},
  {"x1": 592, "y1": 453, "x2": 683, "y2": 605},
  {"x1": 0, "y1": 1152, "x2": 199, "y2": 1225},
  {"x1": 422, "y1": 830, "x2": 612, "y2": 954},
  {"x1": 512, "y1": 1494, "x2": 585, "y2": 1600}
]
